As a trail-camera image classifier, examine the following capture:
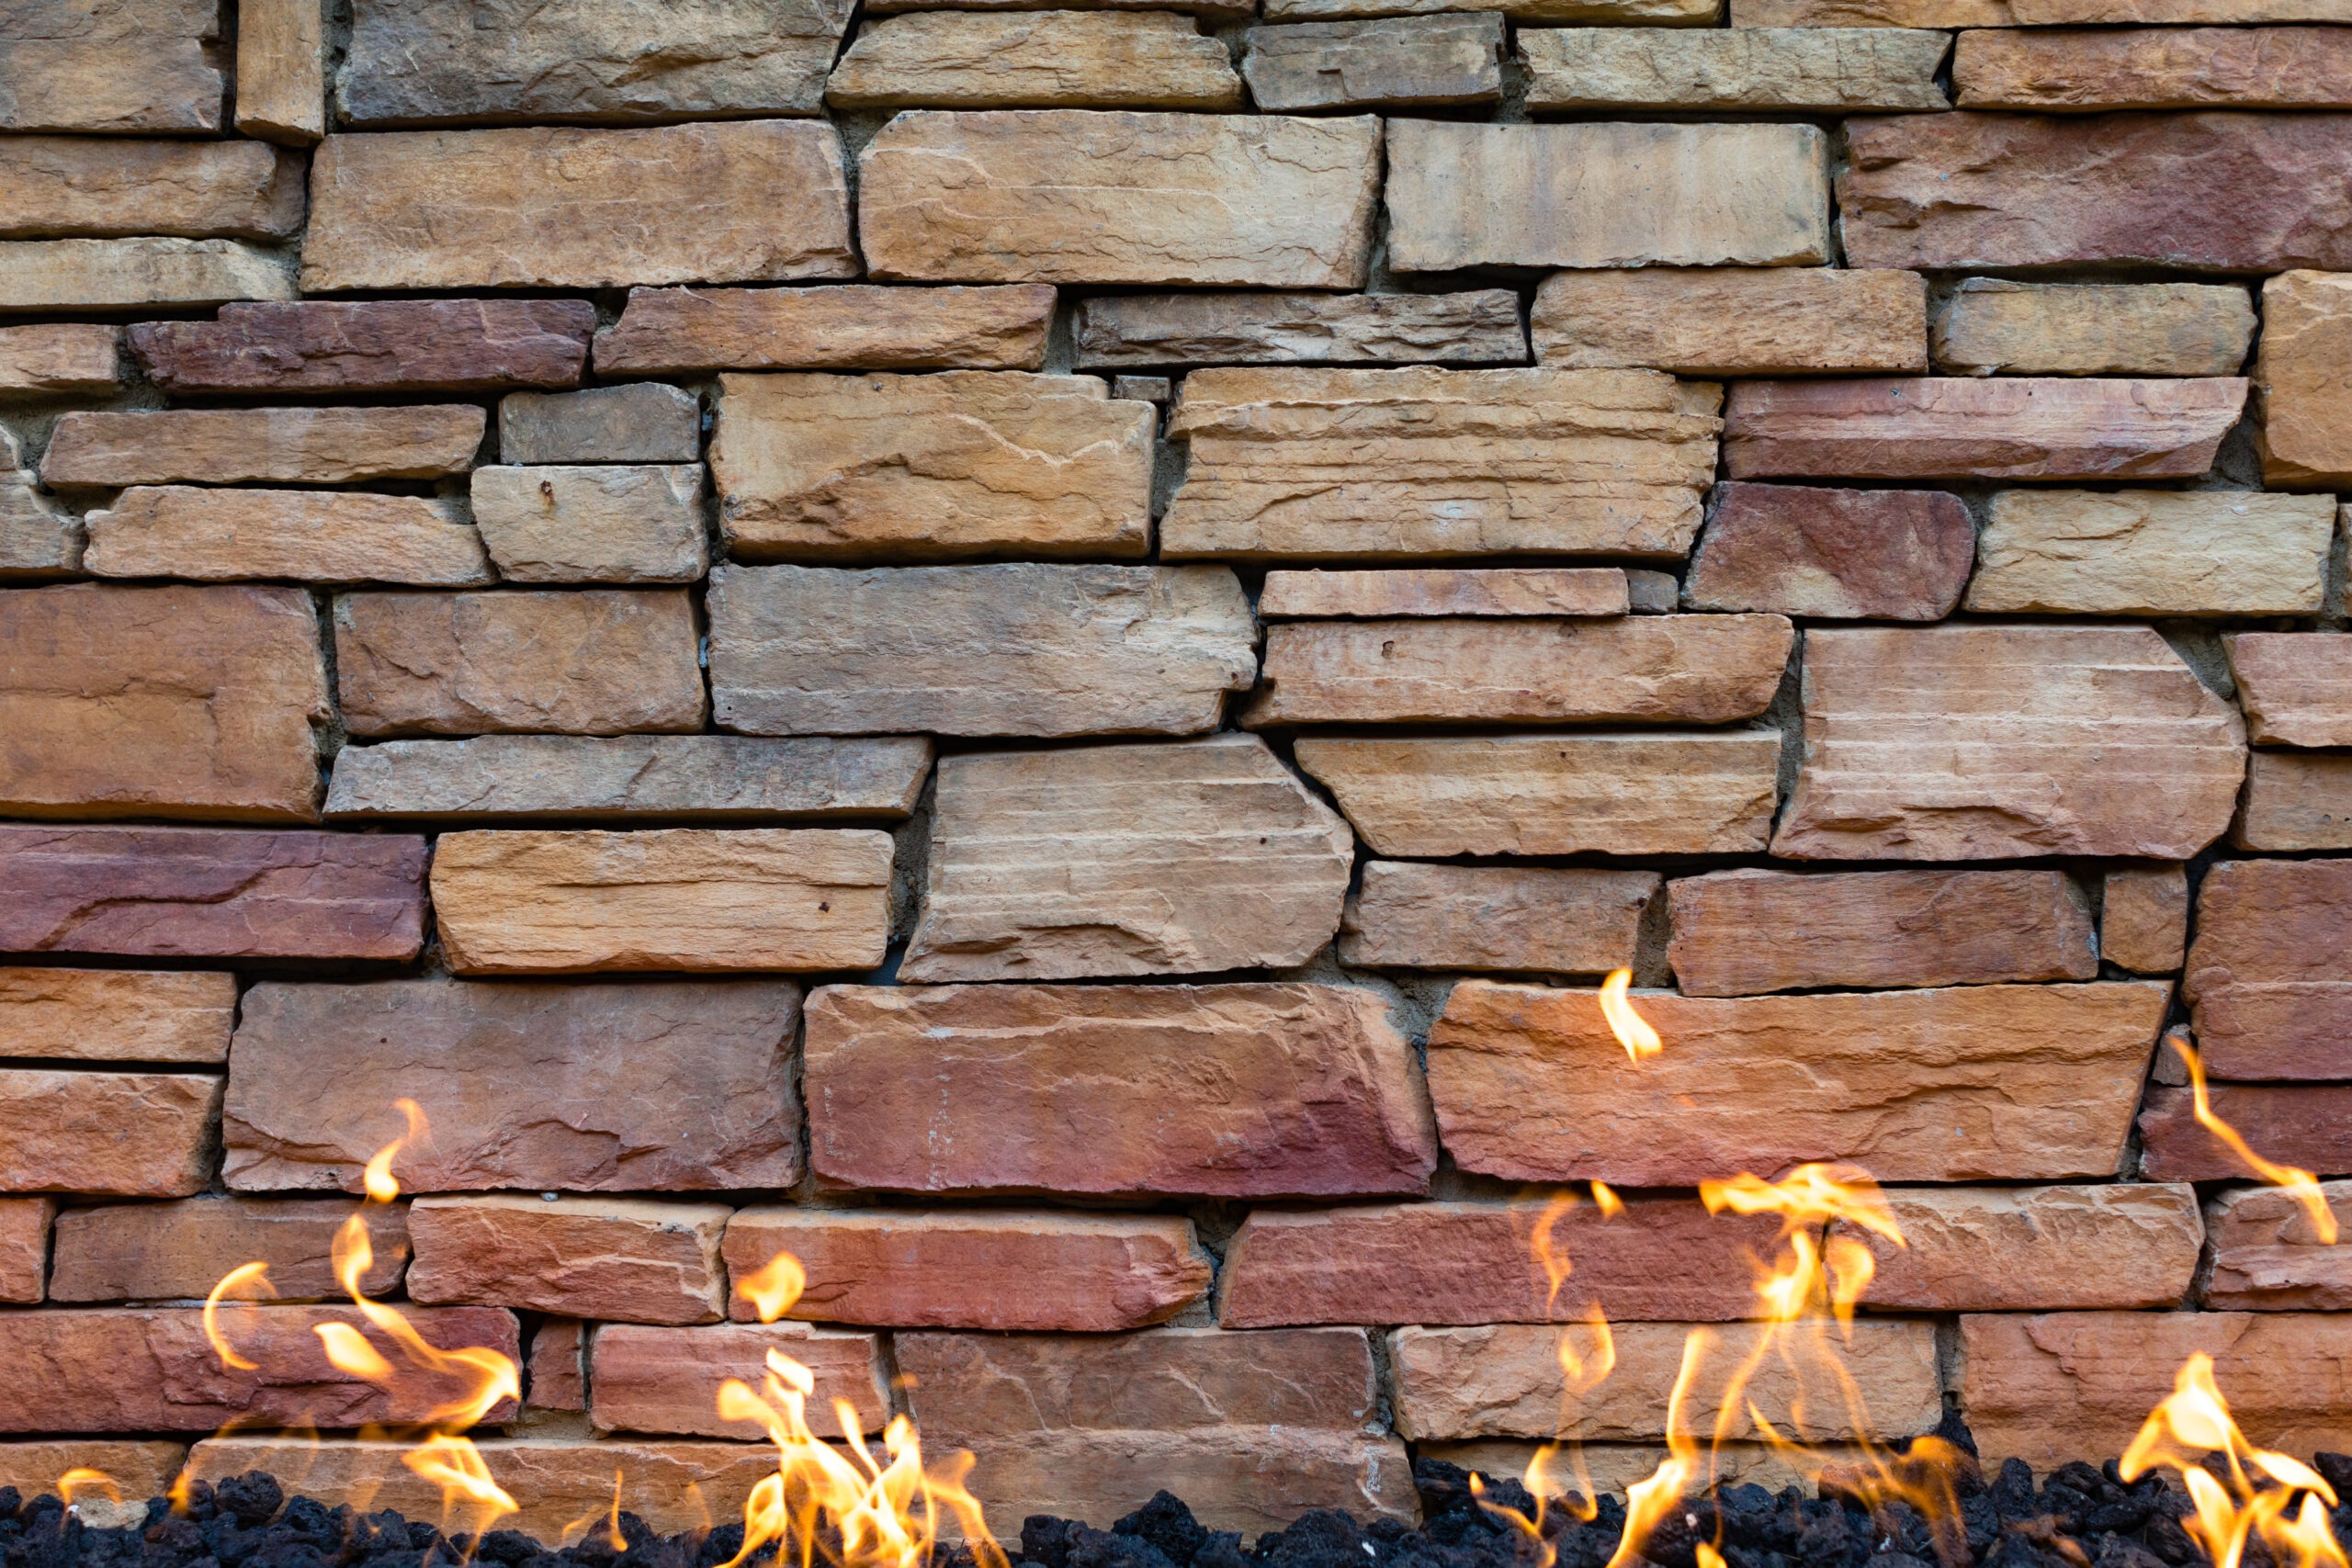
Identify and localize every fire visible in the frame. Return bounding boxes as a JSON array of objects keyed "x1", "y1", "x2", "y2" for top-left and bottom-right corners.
[
  {"x1": 1596, "y1": 970, "x2": 1661, "y2": 1063},
  {"x1": 2120, "y1": 1353, "x2": 2347, "y2": 1568},
  {"x1": 2178, "y1": 1039, "x2": 2339, "y2": 1245}
]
